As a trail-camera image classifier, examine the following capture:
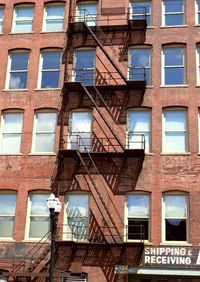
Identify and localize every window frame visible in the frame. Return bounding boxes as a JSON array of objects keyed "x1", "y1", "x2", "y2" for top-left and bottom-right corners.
[
  {"x1": 0, "y1": 5, "x2": 5, "y2": 33},
  {"x1": 38, "y1": 49, "x2": 62, "y2": 89},
  {"x1": 43, "y1": 3, "x2": 65, "y2": 32},
  {"x1": 162, "y1": 192, "x2": 189, "y2": 243},
  {"x1": 162, "y1": 0, "x2": 185, "y2": 27},
  {"x1": 162, "y1": 108, "x2": 188, "y2": 153},
  {"x1": 6, "y1": 50, "x2": 30, "y2": 90},
  {"x1": 31, "y1": 109, "x2": 57, "y2": 154},
  {"x1": 12, "y1": 4, "x2": 34, "y2": 33},
  {"x1": 196, "y1": 45, "x2": 200, "y2": 84},
  {"x1": 130, "y1": 0, "x2": 152, "y2": 26},
  {"x1": 162, "y1": 45, "x2": 186, "y2": 86},
  {"x1": 0, "y1": 191, "x2": 17, "y2": 240},
  {"x1": 0, "y1": 110, "x2": 24, "y2": 154},
  {"x1": 125, "y1": 193, "x2": 151, "y2": 242}
]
